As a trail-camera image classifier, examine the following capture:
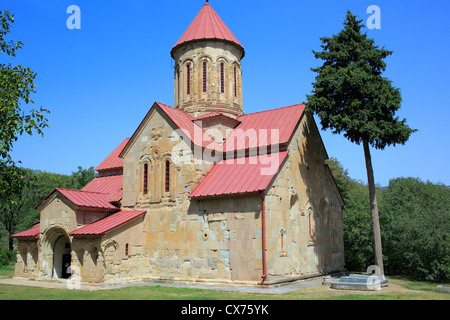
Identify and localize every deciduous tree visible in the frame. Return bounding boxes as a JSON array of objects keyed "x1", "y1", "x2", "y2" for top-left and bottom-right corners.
[{"x1": 0, "y1": 10, "x2": 50, "y2": 249}]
